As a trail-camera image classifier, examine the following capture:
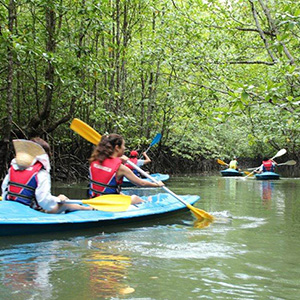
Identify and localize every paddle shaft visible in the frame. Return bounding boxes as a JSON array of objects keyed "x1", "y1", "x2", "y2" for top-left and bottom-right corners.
[{"x1": 126, "y1": 161, "x2": 194, "y2": 208}]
